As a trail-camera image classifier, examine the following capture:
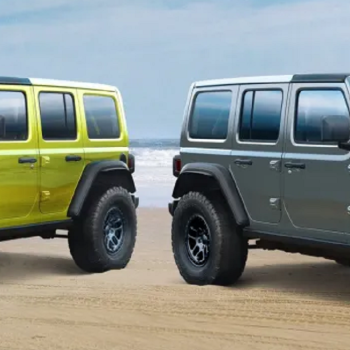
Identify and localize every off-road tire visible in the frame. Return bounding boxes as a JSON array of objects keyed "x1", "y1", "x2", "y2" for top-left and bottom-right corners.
[
  {"x1": 171, "y1": 191, "x2": 248, "y2": 286},
  {"x1": 335, "y1": 258, "x2": 350, "y2": 267},
  {"x1": 68, "y1": 186, "x2": 137, "y2": 273}
]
